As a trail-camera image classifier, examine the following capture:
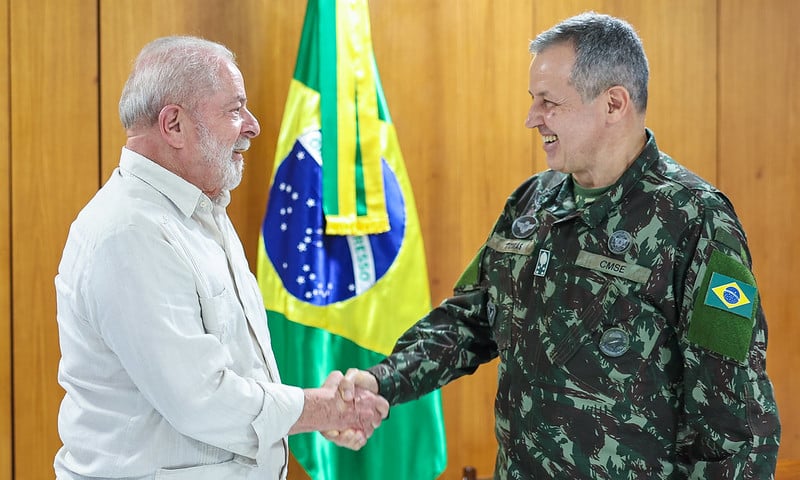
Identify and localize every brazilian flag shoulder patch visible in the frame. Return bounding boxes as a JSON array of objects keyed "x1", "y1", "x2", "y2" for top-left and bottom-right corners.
[
  {"x1": 704, "y1": 272, "x2": 756, "y2": 319},
  {"x1": 688, "y1": 249, "x2": 758, "y2": 363}
]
